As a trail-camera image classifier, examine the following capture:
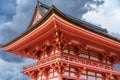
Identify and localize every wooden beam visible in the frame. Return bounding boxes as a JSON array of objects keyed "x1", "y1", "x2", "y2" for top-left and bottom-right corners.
[{"x1": 102, "y1": 73, "x2": 112, "y2": 80}]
